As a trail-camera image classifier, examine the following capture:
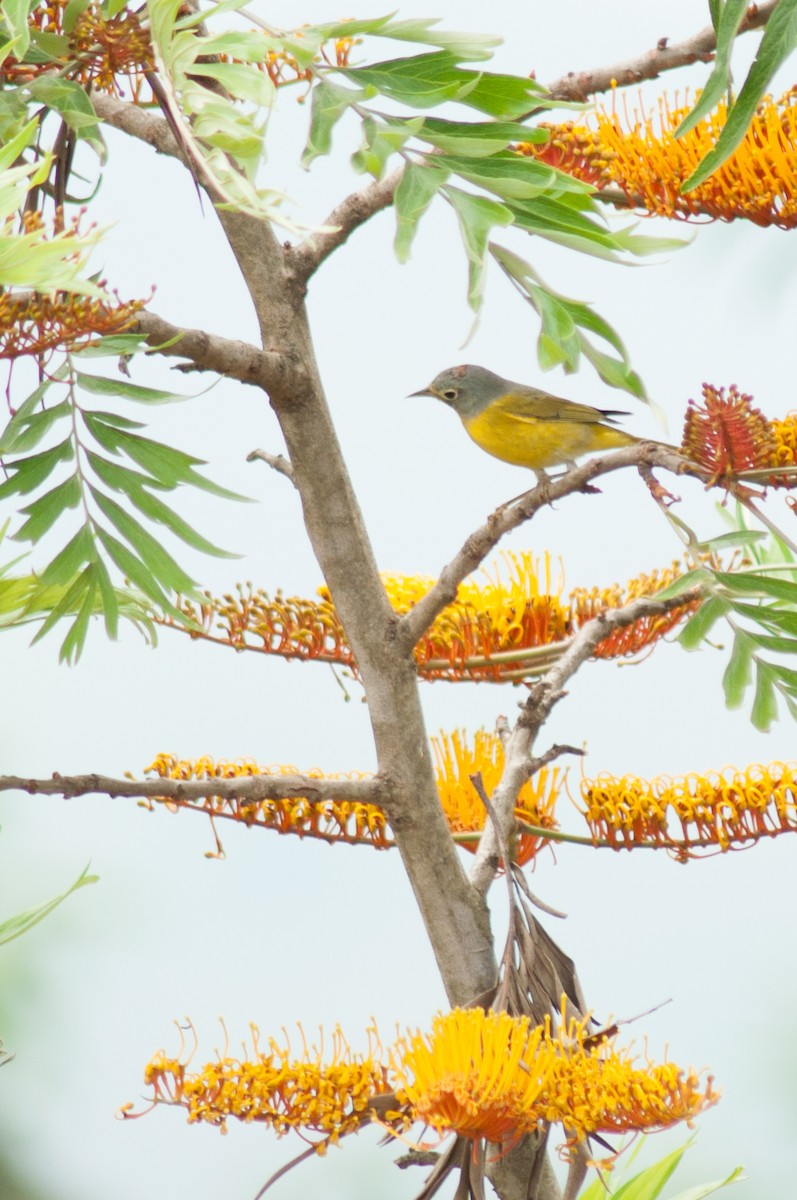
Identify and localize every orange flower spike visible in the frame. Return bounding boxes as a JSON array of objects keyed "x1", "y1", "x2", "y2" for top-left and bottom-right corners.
[{"x1": 680, "y1": 383, "x2": 776, "y2": 482}]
